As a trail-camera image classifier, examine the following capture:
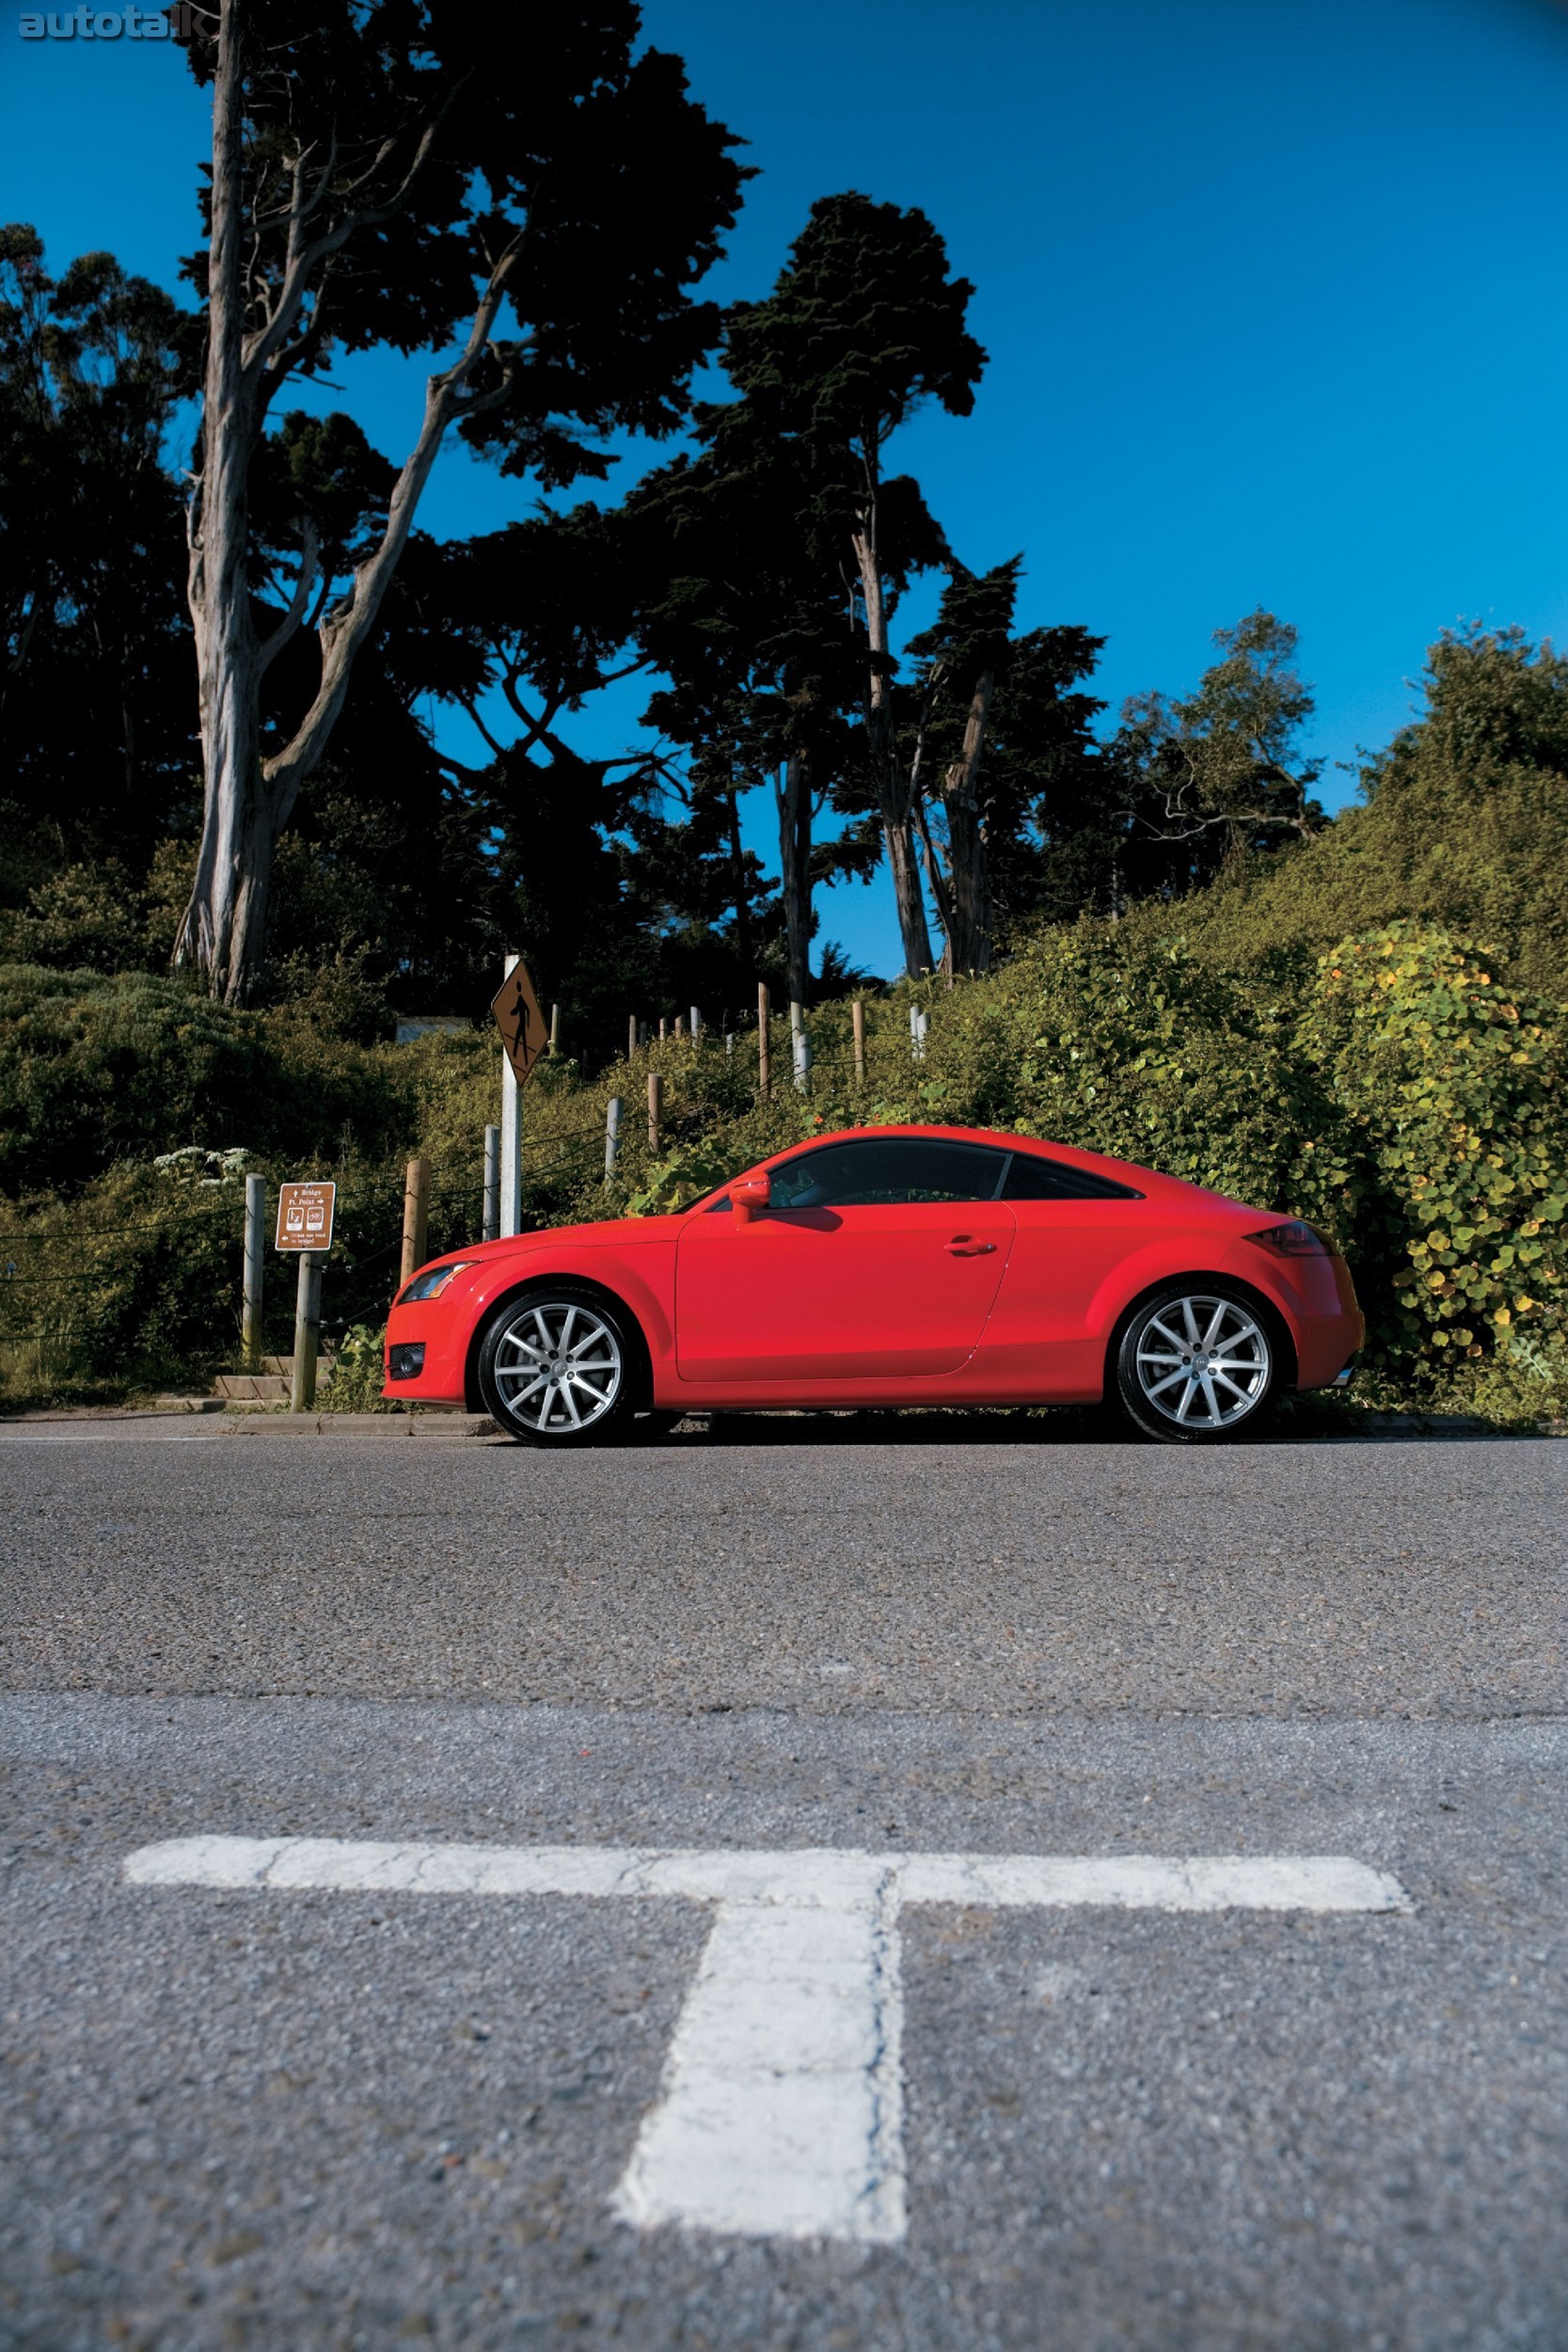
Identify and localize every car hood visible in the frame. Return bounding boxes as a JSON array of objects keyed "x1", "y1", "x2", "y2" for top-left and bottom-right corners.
[{"x1": 434, "y1": 1216, "x2": 687, "y2": 1270}]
